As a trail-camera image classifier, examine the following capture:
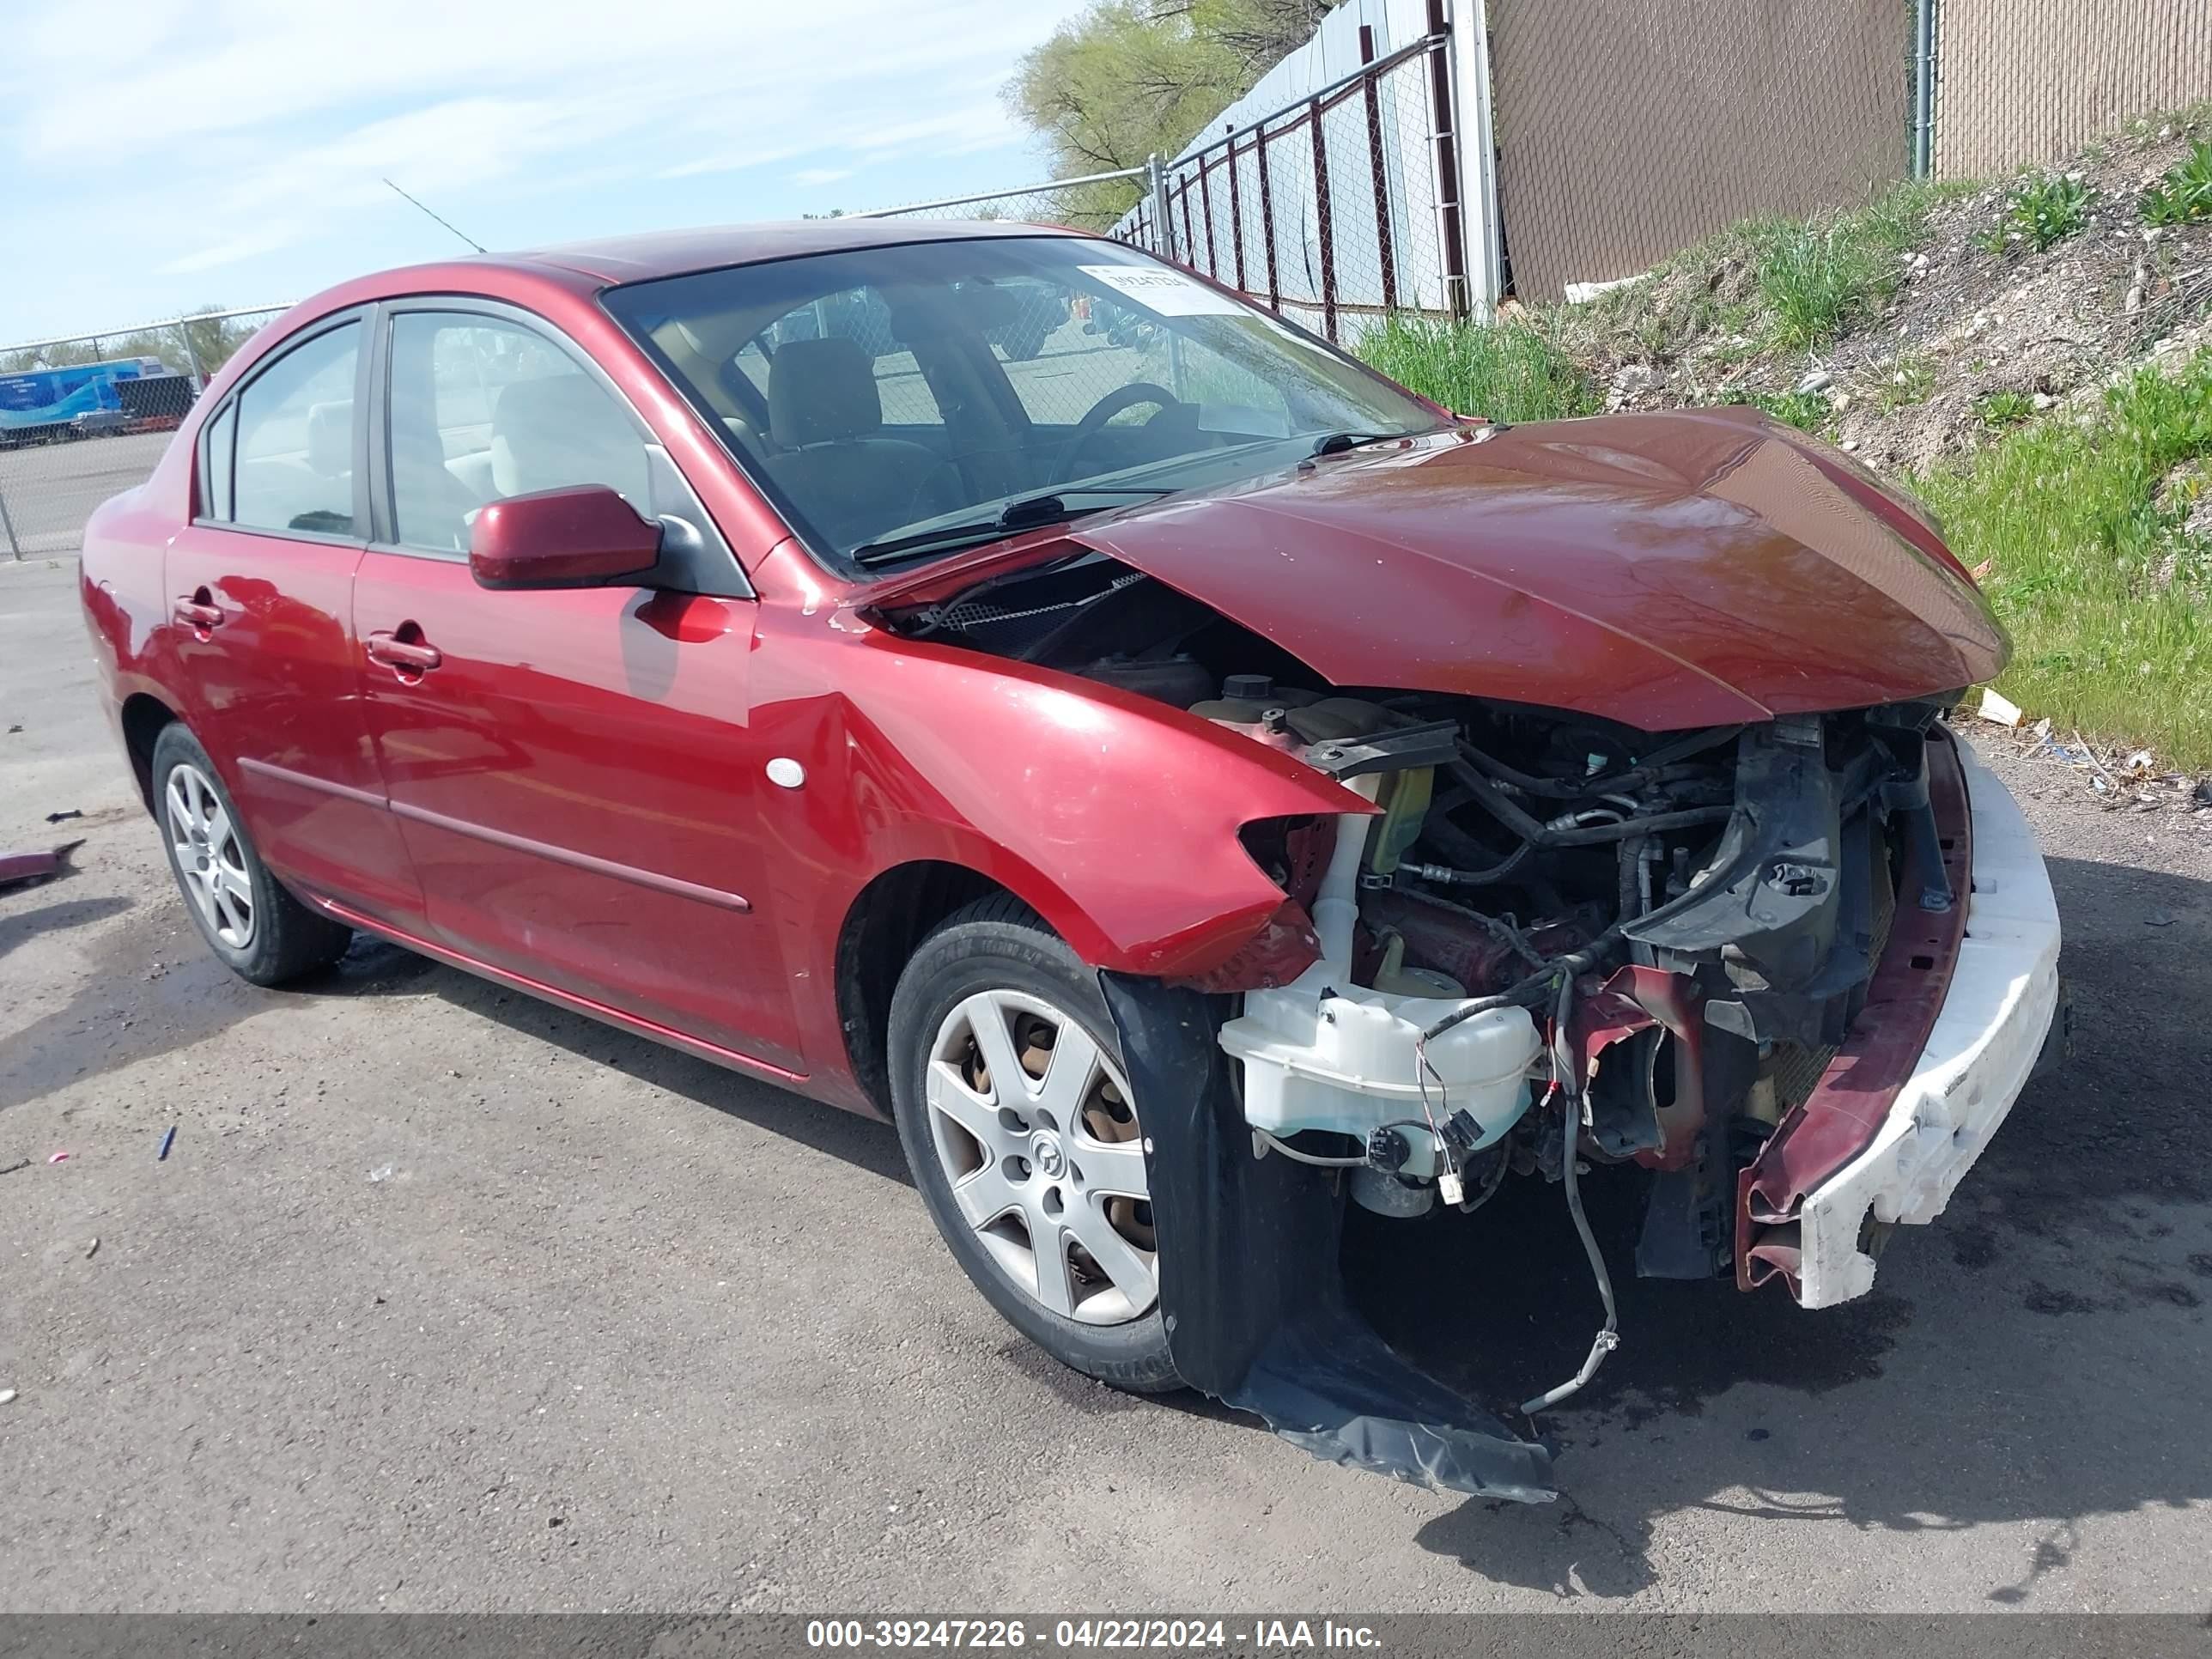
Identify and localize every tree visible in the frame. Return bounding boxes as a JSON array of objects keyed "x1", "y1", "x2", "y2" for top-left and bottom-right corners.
[
  {"x1": 1004, "y1": 0, "x2": 1341, "y2": 219},
  {"x1": 1, "y1": 303, "x2": 259, "y2": 382}
]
